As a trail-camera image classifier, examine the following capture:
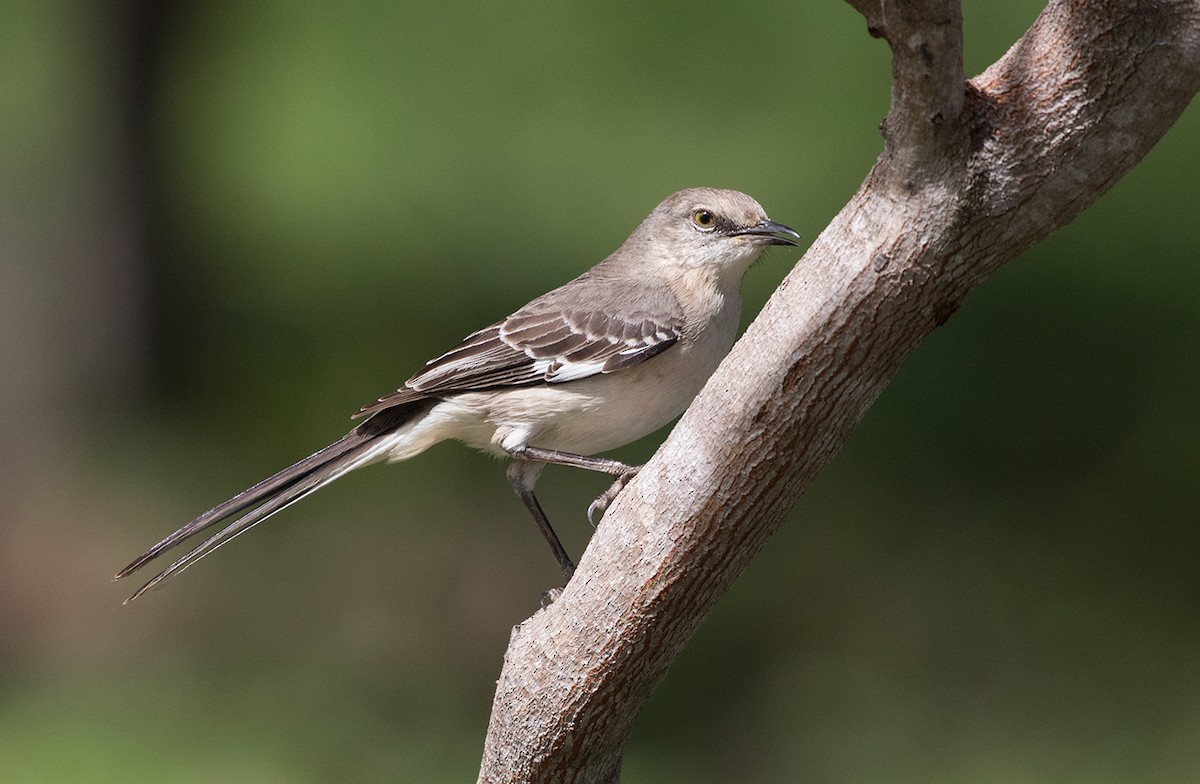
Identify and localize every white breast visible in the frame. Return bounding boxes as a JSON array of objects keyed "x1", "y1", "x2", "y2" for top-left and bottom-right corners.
[{"x1": 377, "y1": 274, "x2": 743, "y2": 463}]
